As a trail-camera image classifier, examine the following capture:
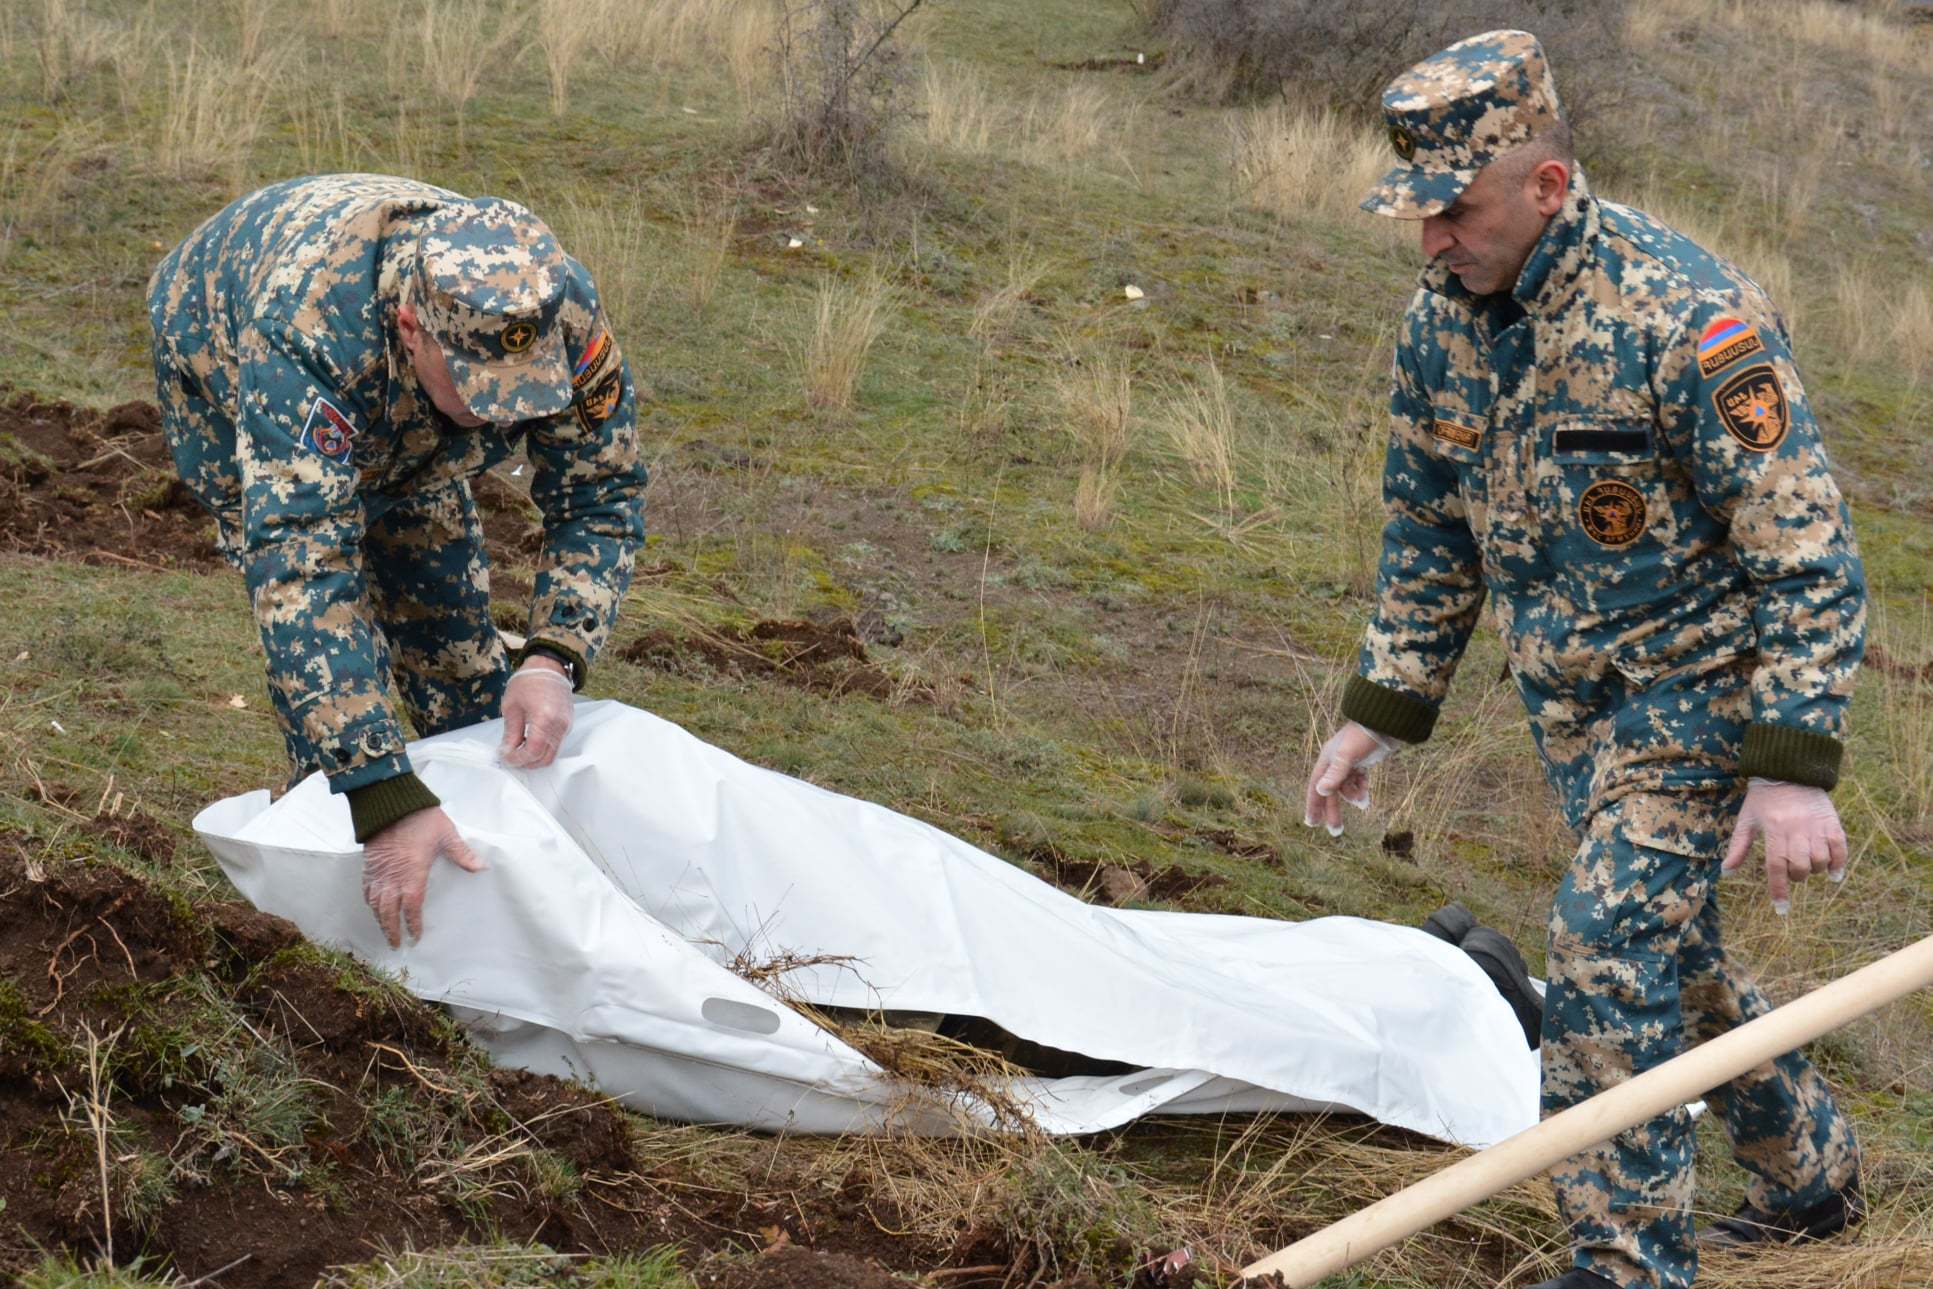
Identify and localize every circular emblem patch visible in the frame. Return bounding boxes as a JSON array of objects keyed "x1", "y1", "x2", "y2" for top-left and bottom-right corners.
[
  {"x1": 1578, "y1": 479, "x2": 1647, "y2": 548},
  {"x1": 1711, "y1": 364, "x2": 1788, "y2": 453},
  {"x1": 501, "y1": 320, "x2": 539, "y2": 354},
  {"x1": 1389, "y1": 124, "x2": 1417, "y2": 162}
]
